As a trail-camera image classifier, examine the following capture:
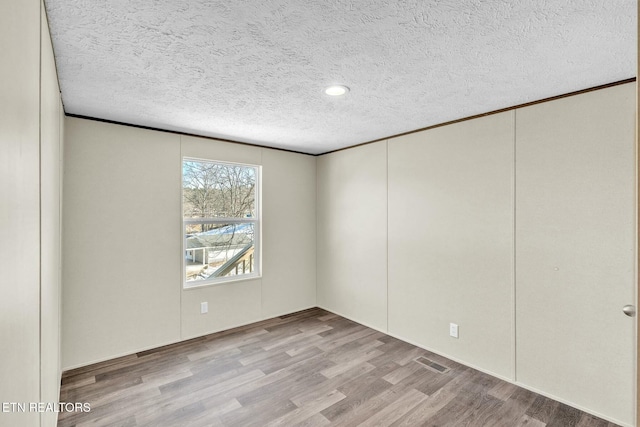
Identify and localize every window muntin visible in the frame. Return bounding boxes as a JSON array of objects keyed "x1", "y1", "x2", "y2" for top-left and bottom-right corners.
[{"x1": 183, "y1": 159, "x2": 260, "y2": 287}]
